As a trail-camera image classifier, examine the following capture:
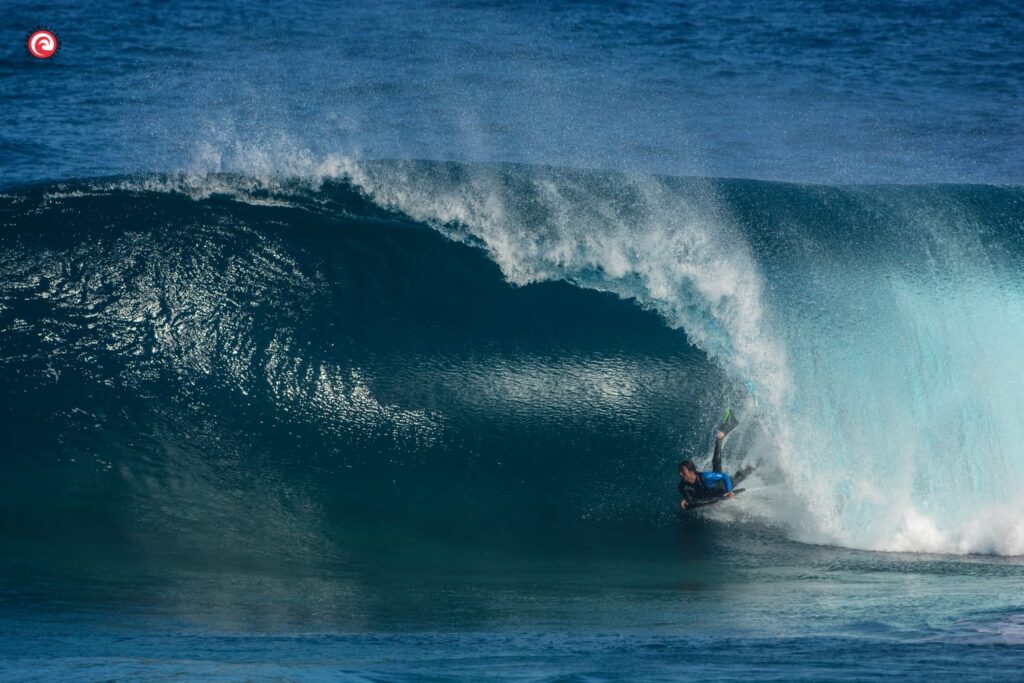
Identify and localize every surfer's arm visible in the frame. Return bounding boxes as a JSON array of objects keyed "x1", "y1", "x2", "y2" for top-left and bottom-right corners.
[{"x1": 678, "y1": 481, "x2": 691, "y2": 509}]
